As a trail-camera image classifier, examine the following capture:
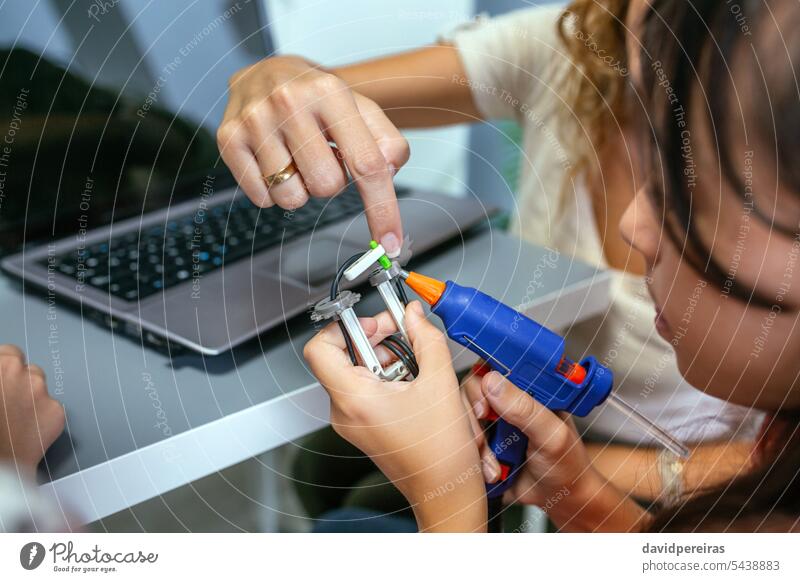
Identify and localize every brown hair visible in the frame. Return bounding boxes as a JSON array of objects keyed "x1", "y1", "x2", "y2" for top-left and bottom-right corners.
[{"x1": 636, "y1": 0, "x2": 800, "y2": 532}]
